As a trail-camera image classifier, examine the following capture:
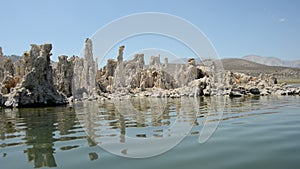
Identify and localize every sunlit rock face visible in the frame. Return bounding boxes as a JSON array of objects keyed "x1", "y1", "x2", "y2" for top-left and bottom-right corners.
[
  {"x1": 1, "y1": 44, "x2": 67, "y2": 107},
  {"x1": 72, "y1": 38, "x2": 98, "y2": 100}
]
